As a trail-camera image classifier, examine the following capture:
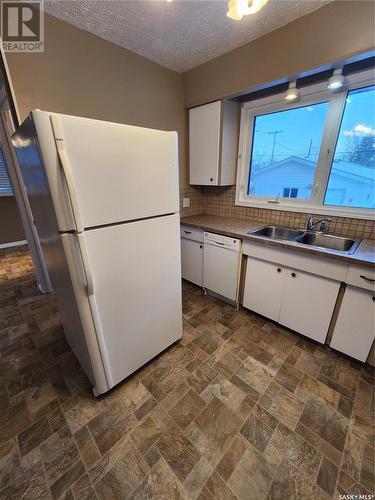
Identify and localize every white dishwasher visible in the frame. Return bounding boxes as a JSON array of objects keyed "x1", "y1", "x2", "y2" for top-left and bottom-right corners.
[{"x1": 203, "y1": 232, "x2": 242, "y2": 304}]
